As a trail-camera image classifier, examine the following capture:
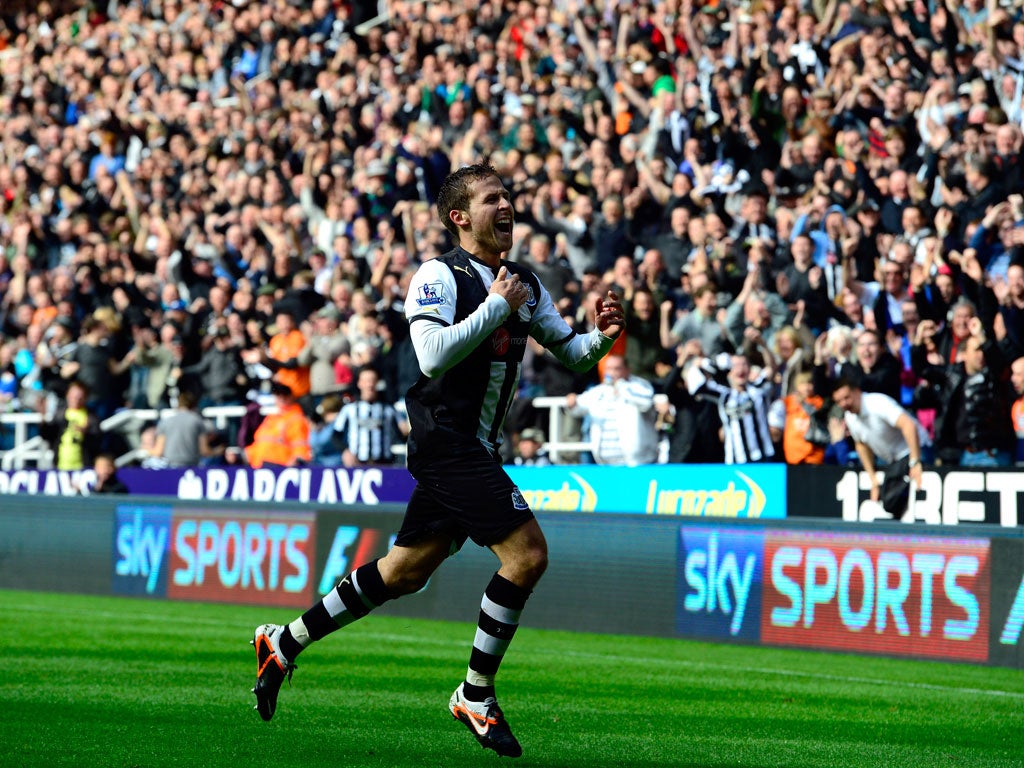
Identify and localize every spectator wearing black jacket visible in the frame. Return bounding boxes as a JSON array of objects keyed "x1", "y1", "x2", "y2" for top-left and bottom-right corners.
[
  {"x1": 851, "y1": 329, "x2": 902, "y2": 401},
  {"x1": 912, "y1": 316, "x2": 1013, "y2": 466},
  {"x1": 181, "y1": 326, "x2": 249, "y2": 409}
]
